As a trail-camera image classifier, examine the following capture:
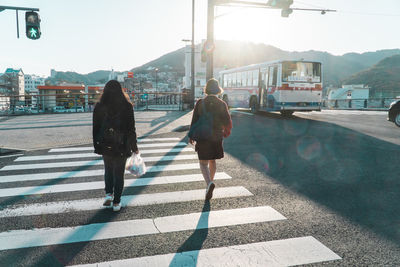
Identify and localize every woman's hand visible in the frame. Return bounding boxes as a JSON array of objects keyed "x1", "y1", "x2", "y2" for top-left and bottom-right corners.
[{"x1": 188, "y1": 138, "x2": 195, "y2": 145}]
